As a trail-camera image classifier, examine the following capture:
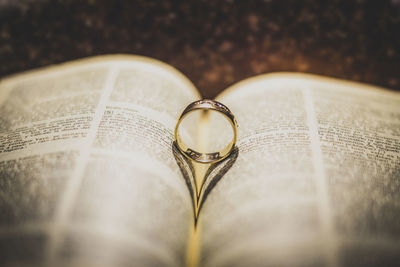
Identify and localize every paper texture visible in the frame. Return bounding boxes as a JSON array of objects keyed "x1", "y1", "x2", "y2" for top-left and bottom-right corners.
[
  {"x1": 198, "y1": 75, "x2": 400, "y2": 267},
  {"x1": 1, "y1": 56, "x2": 399, "y2": 267},
  {"x1": 0, "y1": 56, "x2": 199, "y2": 267}
]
